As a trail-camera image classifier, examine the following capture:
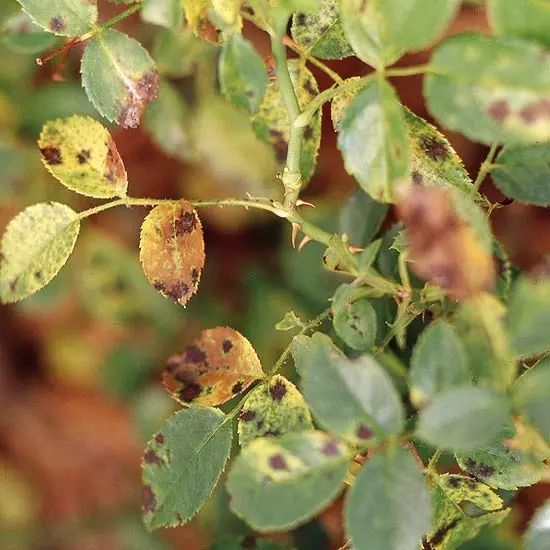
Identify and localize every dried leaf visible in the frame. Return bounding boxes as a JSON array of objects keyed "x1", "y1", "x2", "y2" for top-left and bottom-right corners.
[
  {"x1": 38, "y1": 115, "x2": 127, "y2": 198},
  {"x1": 139, "y1": 200, "x2": 205, "y2": 307},
  {"x1": 163, "y1": 327, "x2": 264, "y2": 406},
  {"x1": 397, "y1": 185, "x2": 495, "y2": 301}
]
